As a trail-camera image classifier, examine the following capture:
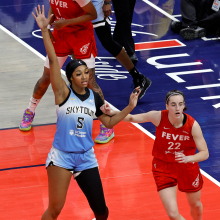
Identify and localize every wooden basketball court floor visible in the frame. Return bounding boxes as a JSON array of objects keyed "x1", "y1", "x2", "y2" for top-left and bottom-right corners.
[{"x1": 0, "y1": 1, "x2": 220, "y2": 220}]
